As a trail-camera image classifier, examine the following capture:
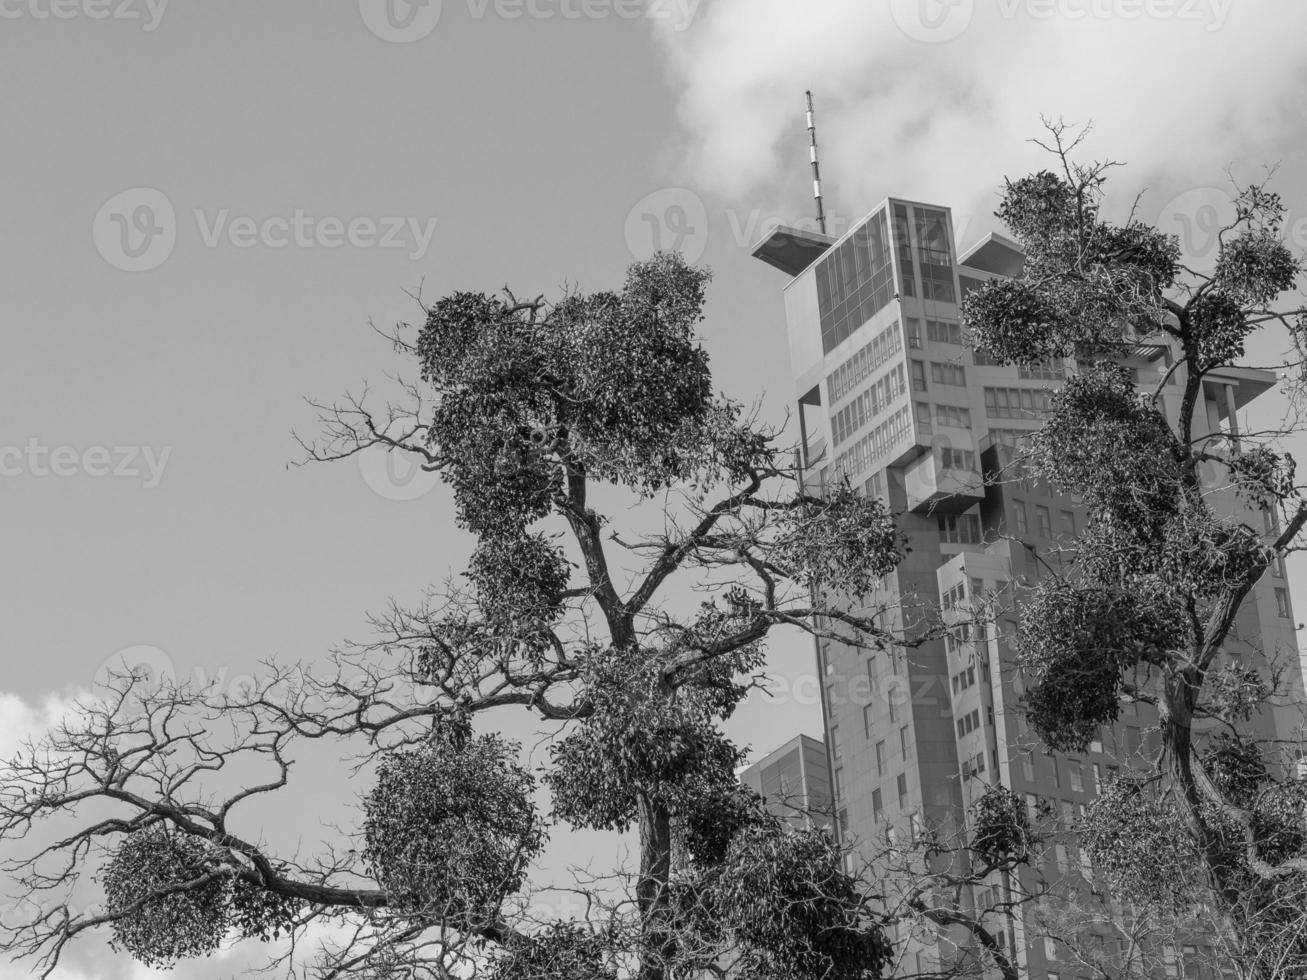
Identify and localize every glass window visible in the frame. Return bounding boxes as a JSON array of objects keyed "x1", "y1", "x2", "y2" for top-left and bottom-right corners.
[
  {"x1": 897, "y1": 772, "x2": 908, "y2": 810},
  {"x1": 911, "y1": 359, "x2": 927, "y2": 392},
  {"x1": 900, "y1": 725, "x2": 910, "y2": 759},
  {"x1": 872, "y1": 787, "x2": 884, "y2": 821},
  {"x1": 1276, "y1": 587, "x2": 1291, "y2": 618},
  {"x1": 816, "y1": 210, "x2": 895, "y2": 354},
  {"x1": 1036, "y1": 506, "x2": 1052, "y2": 537},
  {"x1": 830, "y1": 726, "x2": 842, "y2": 760},
  {"x1": 876, "y1": 739, "x2": 886, "y2": 776},
  {"x1": 1013, "y1": 501, "x2": 1028, "y2": 535}
]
